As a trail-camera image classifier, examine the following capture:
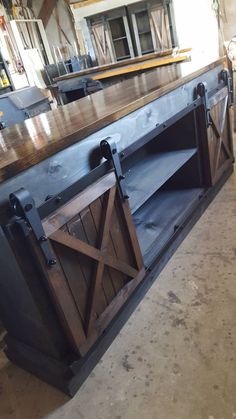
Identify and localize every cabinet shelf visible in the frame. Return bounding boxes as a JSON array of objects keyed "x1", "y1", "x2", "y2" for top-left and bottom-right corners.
[
  {"x1": 113, "y1": 36, "x2": 128, "y2": 42},
  {"x1": 134, "y1": 187, "x2": 204, "y2": 265},
  {"x1": 125, "y1": 148, "x2": 197, "y2": 214}
]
